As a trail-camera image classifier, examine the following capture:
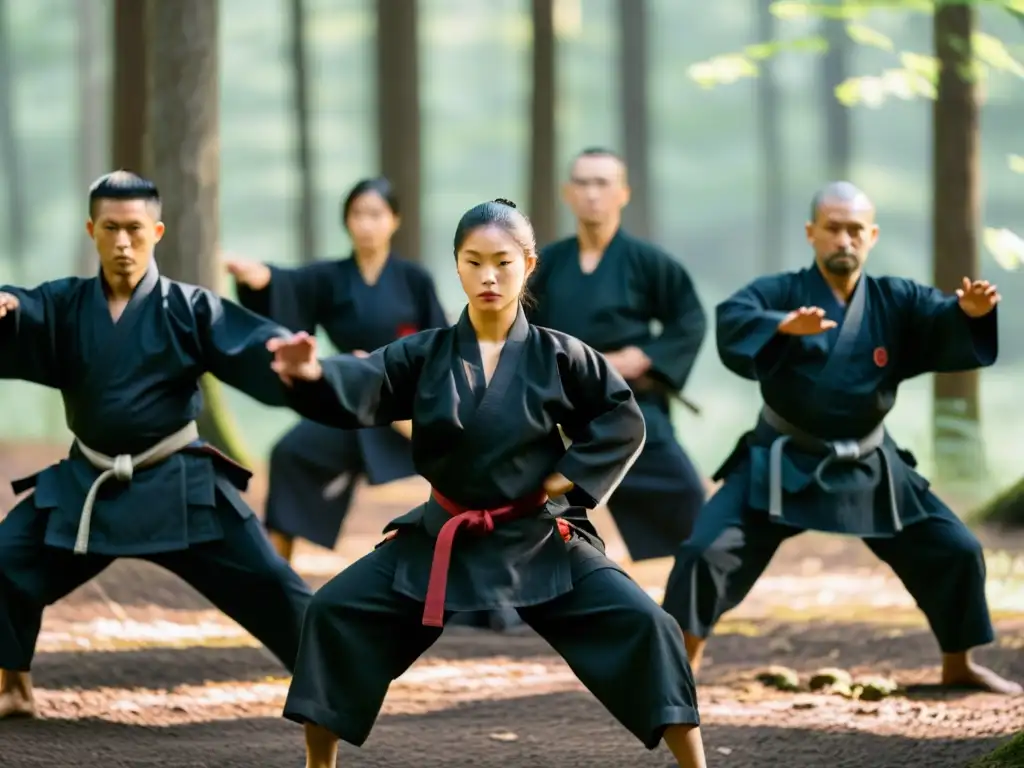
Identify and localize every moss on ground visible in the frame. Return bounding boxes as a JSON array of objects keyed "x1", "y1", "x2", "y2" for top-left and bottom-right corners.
[{"x1": 969, "y1": 731, "x2": 1024, "y2": 767}]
